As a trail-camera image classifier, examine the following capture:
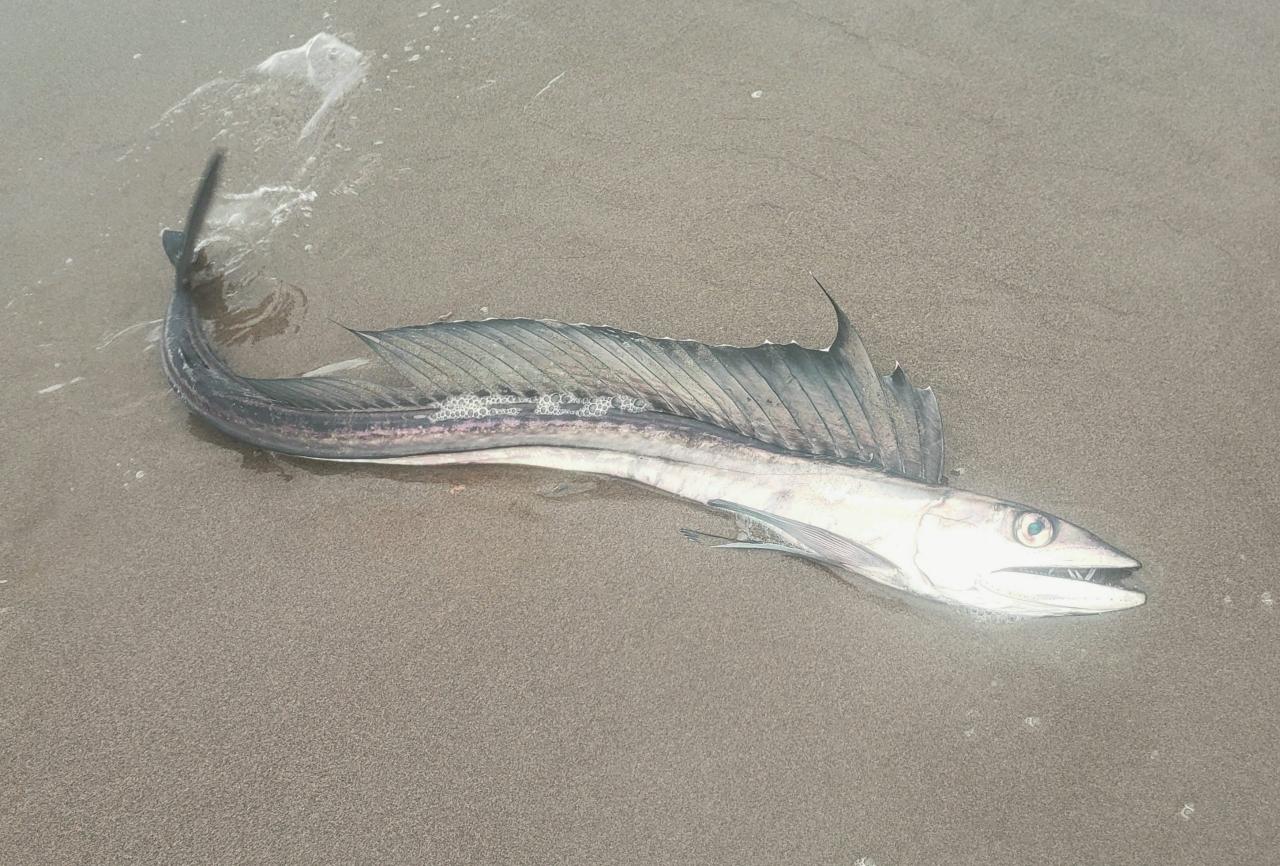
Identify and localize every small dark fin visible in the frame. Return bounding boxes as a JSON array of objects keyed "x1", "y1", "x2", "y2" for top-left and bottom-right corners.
[
  {"x1": 173, "y1": 150, "x2": 225, "y2": 291},
  {"x1": 161, "y1": 229, "x2": 185, "y2": 267}
]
